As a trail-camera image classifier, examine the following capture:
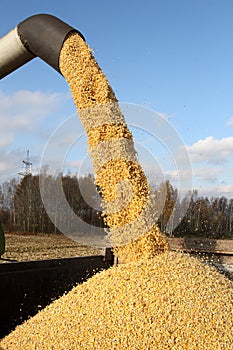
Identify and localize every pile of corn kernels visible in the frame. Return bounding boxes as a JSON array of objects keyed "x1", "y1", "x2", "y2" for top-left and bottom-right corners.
[
  {"x1": 1, "y1": 252, "x2": 233, "y2": 349},
  {"x1": 1, "y1": 33, "x2": 233, "y2": 349}
]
